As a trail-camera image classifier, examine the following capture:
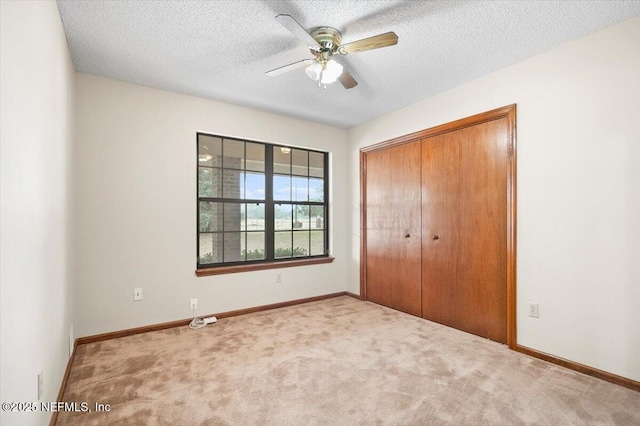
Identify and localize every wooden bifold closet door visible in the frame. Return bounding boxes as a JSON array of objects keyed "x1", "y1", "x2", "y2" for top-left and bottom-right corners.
[
  {"x1": 421, "y1": 120, "x2": 508, "y2": 343},
  {"x1": 365, "y1": 140, "x2": 422, "y2": 317},
  {"x1": 361, "y1": 105, "x2": 515, "y2": 345}
]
